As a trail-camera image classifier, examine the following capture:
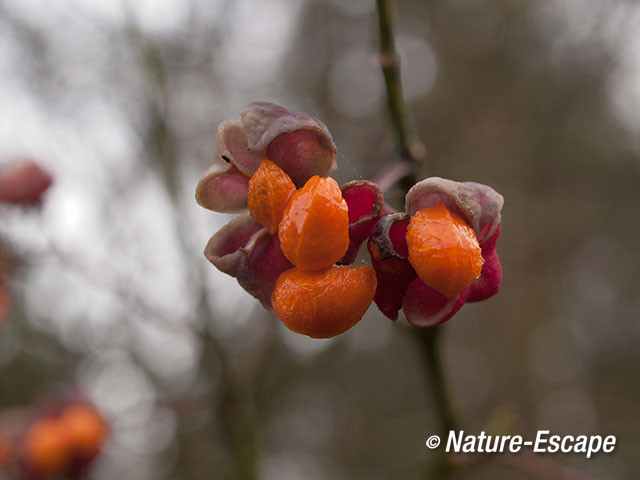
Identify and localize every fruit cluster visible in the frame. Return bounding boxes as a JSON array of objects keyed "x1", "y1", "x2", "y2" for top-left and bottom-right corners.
[
  {"x1": 368, "y1": 177, "x2": 503, "y2": 327},
  {"x1": 0, "y1": 400, "x2": 107, "y2": 479},
  {"x1": 247, "y1": 160, "x2": 377, "y2": 338},
  {"x1": 196, "y1": 102, "x2": 503, "y2": 337}
]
